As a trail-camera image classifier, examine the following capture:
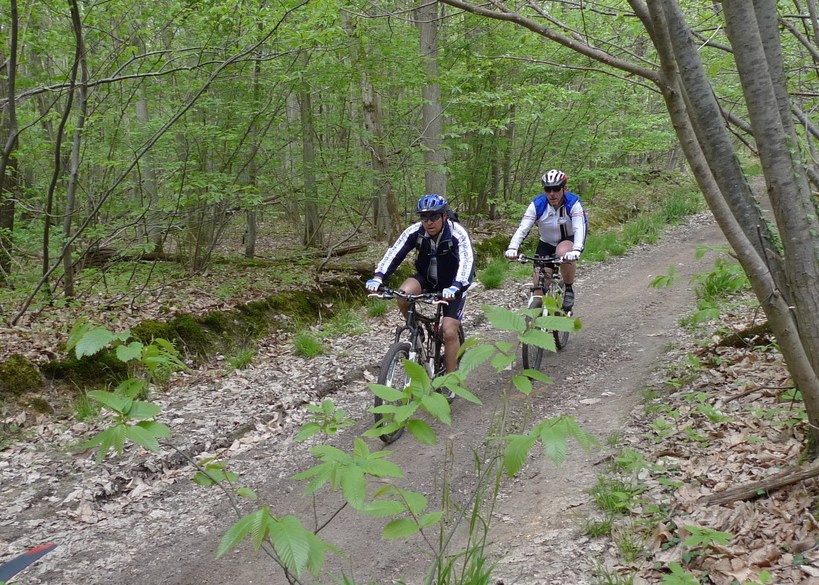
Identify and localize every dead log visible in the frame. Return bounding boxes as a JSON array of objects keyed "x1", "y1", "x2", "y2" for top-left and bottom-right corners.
[
  {"x1": 716, "y1": 321, "x2": 772, "y2": 347},
  {"x1": 700, "y1": 461, "x2": 819, "y2": 505}
]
